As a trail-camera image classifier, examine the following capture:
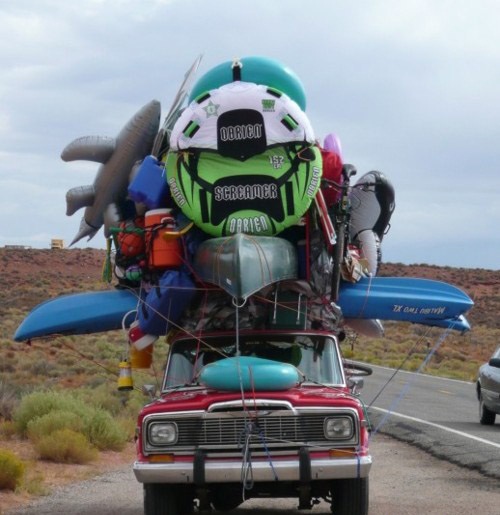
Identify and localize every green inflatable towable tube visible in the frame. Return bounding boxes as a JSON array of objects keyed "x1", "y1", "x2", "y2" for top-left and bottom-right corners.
[
  {"x1": 166, "y1": 144, "x2": 322, "y2": 237},
  {"x1": 189, "y1": 56, "x2": 308, "y2": 111}
]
